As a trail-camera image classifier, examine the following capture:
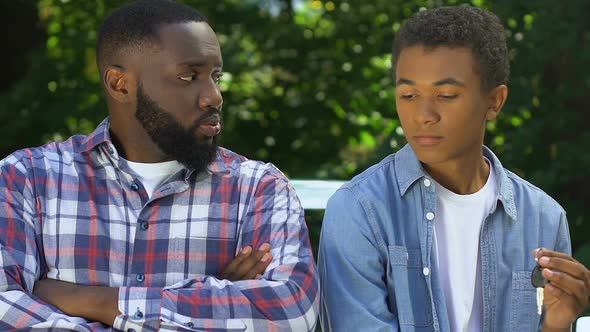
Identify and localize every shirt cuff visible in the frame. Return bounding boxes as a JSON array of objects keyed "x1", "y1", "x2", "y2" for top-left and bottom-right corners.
[{"x1": 113, "y1": 286, "x2": 163, "y2": 331}]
